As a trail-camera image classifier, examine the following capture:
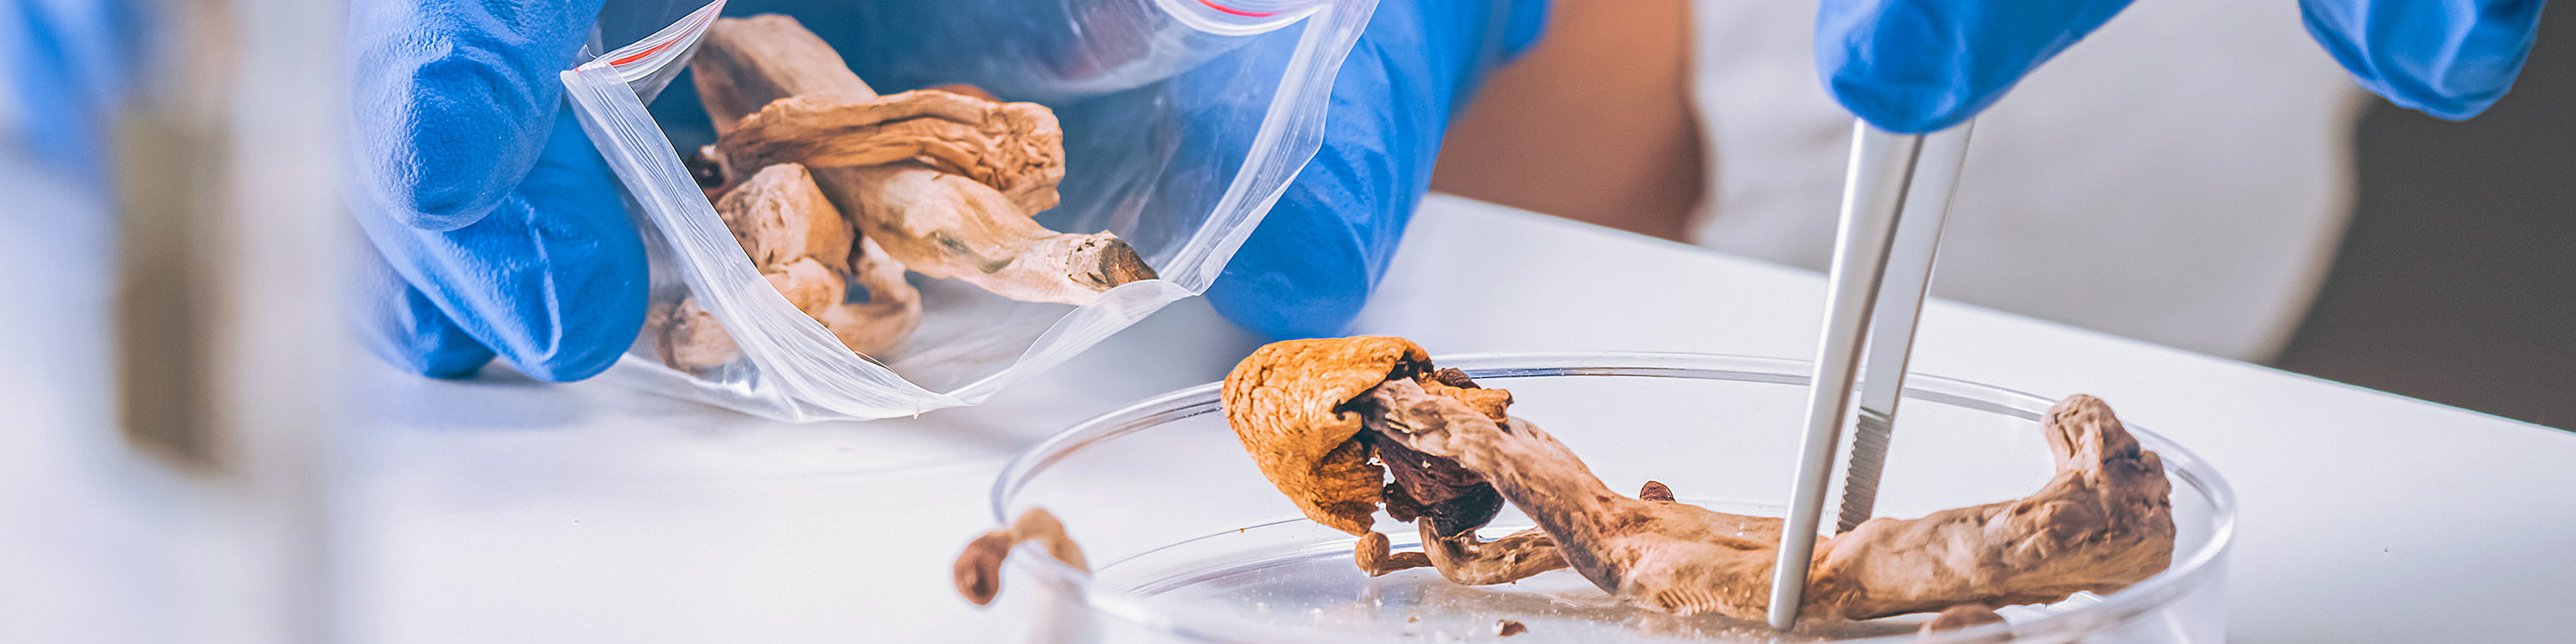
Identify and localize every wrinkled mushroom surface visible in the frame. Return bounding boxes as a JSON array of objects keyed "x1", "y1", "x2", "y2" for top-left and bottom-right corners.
[
  {"x1": 718, "y1": 163, "x2": 851, "y2": 268},
  {"x1": 1222, "y1": 336, "x2": 2179, "y2": 627},
  {"x1": 720, "y1": 90, "x2": 1066, "y2": 213},
  {"x1": 690, "y1": 15, "x2": 1156, "y2": 307},
  {"x1": 1221, "y1": 336, "x2": 1432, "y2": 536}
]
